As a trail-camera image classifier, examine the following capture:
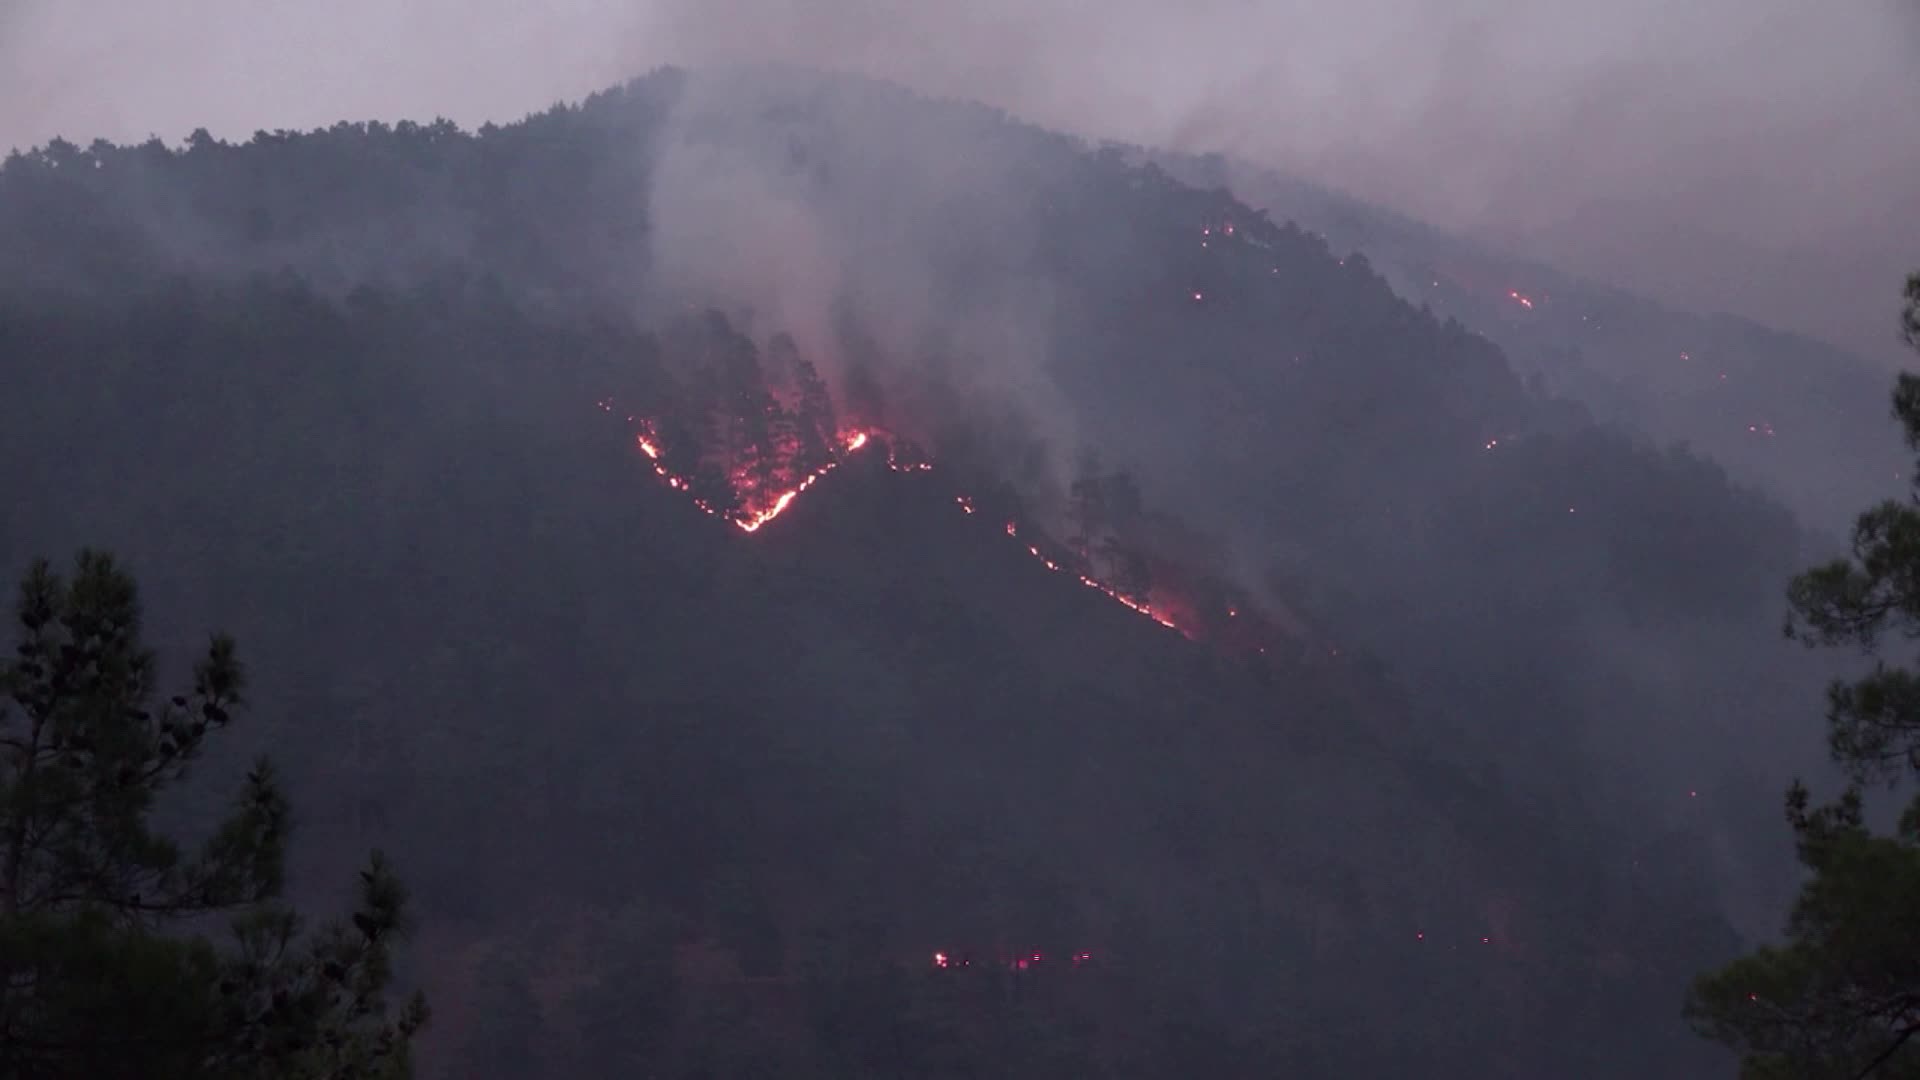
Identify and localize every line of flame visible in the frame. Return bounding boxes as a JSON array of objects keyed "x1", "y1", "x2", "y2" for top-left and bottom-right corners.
[
  {"x1": 635, "y1": 429, "x2": 868, "y2": 533},
  {"x1": 625, "y1": 410, "x2": 1182, "y2": 635}
]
